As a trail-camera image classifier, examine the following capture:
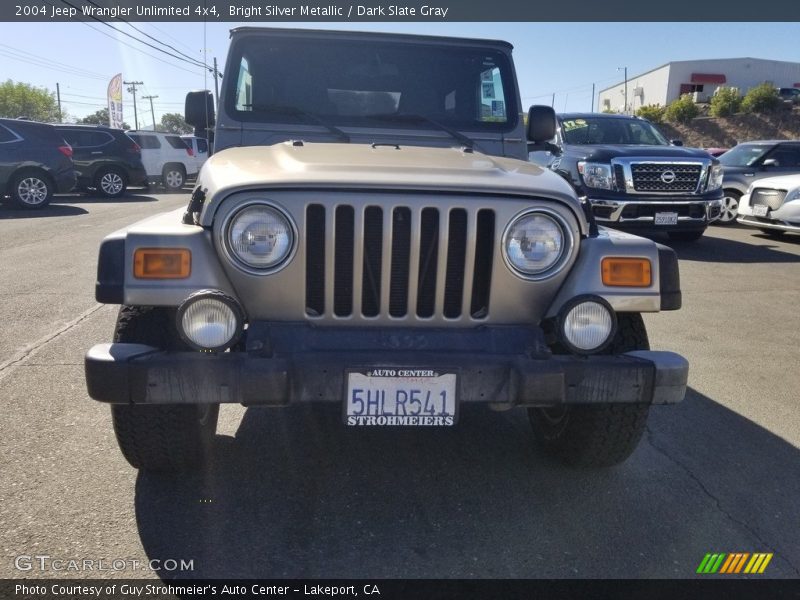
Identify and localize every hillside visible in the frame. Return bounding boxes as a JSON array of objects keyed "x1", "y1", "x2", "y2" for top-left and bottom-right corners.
[{"x1": 658, "y1": 107, "x2": 800, "y2": 148}]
